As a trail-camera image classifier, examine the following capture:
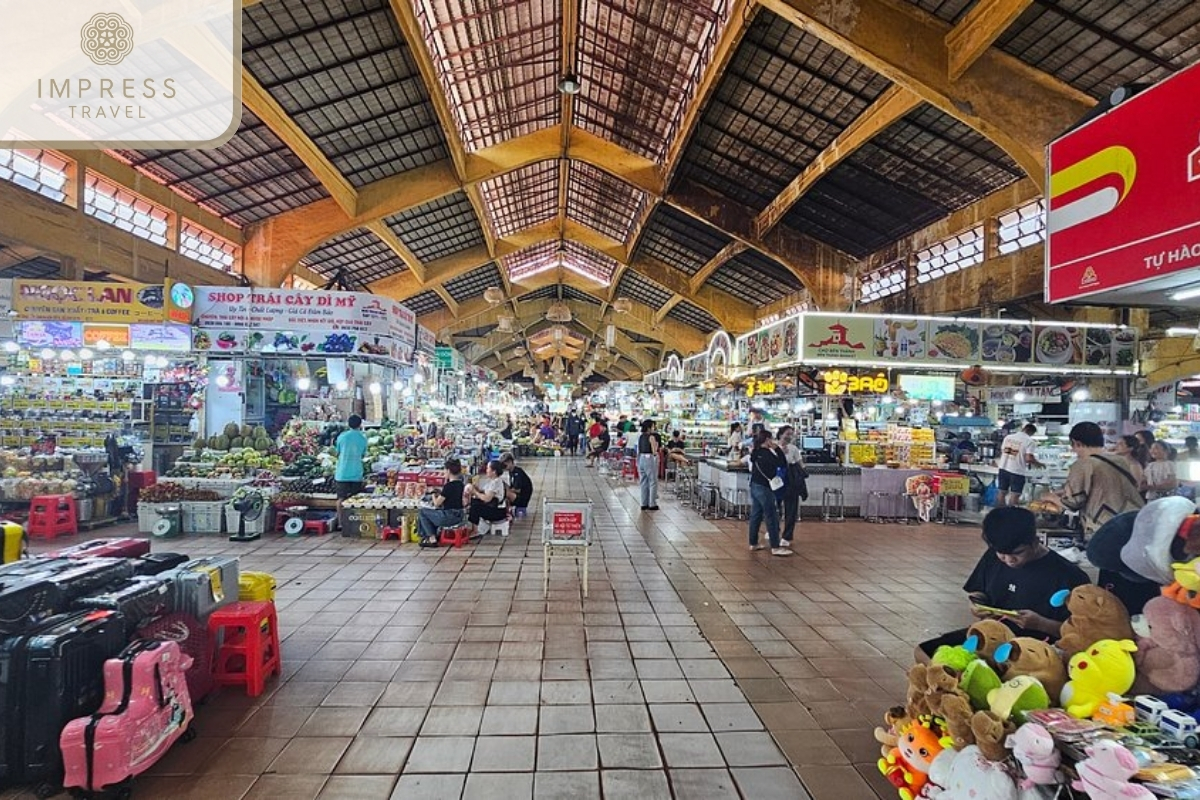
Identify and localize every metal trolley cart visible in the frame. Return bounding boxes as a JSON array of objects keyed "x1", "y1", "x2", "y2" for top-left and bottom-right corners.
[{"x1": 542, "y1": 498, "x2": 593, "y2": 598}]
